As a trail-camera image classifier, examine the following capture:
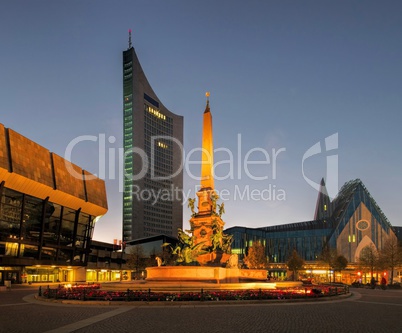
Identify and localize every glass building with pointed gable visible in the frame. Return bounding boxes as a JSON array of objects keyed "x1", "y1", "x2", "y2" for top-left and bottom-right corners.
[
  {"x1": 122, "y1": 35, "x2": 183, "y2": 242},
  {"x1": 225, "y1": 179, "x2": 400, "y2": 283}
]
